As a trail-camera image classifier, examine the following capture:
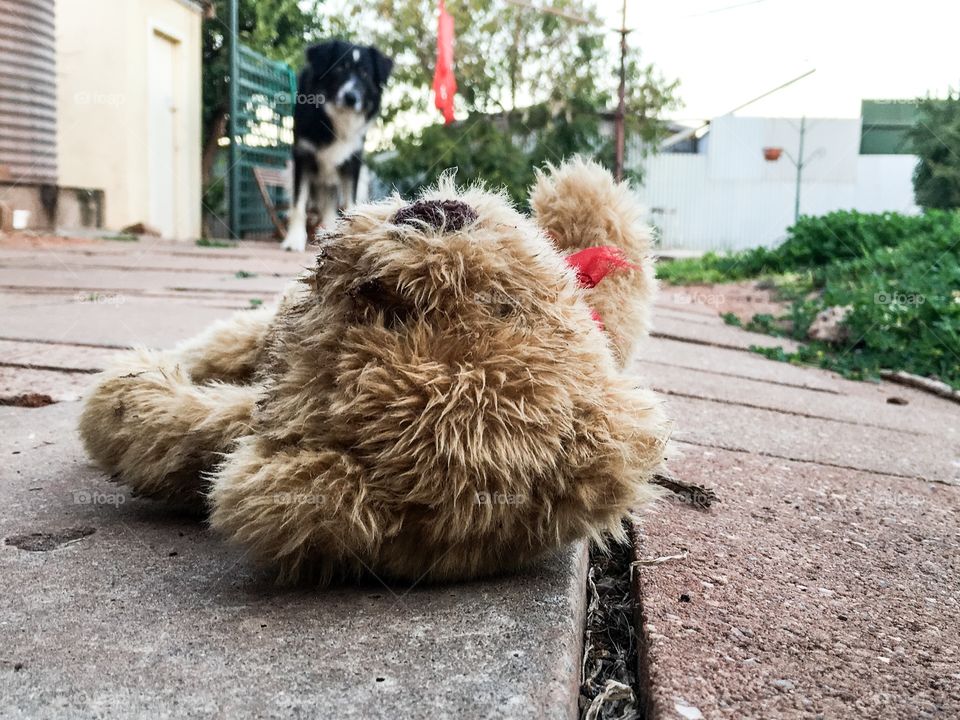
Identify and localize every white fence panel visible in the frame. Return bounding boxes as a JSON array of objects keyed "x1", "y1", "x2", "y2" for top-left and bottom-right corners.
[{"x1": 632, "y1": 116, "x2": 920, "y2": 252}]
